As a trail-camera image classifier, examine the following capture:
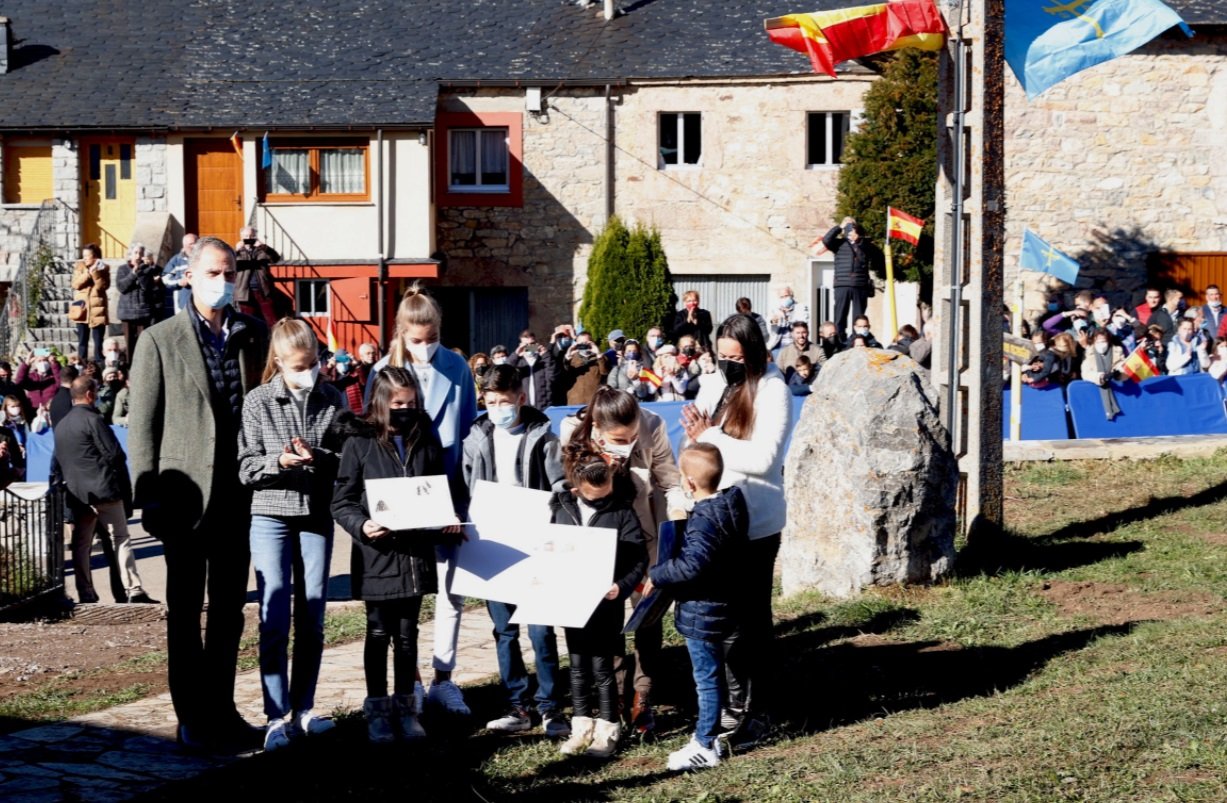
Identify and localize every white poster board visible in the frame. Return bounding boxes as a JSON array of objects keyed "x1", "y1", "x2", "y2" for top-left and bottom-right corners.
[
  {"x1": 449, "y1": 481, "x2": 553, "y2": 602},
  {"x1": 507, "y1": 523, "x2": 617, "y2": 629},
  {"x1": 364, "y1": 475, "x2": 456, "y2": 530}
]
